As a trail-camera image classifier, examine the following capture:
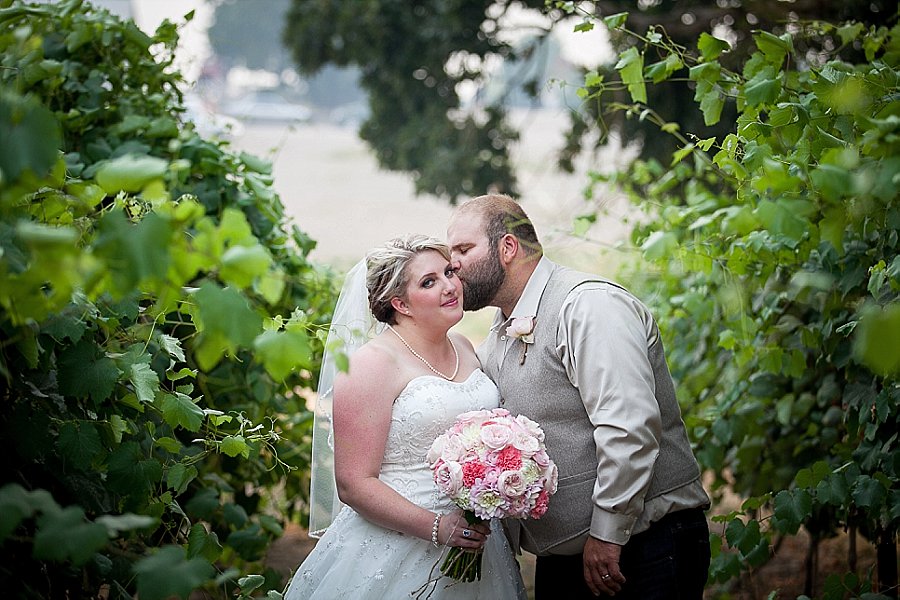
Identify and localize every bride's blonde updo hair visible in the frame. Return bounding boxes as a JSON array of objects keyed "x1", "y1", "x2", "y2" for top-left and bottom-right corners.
[{"x1": 366, "y1": 234, "x2": 451, "y2": 324}]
